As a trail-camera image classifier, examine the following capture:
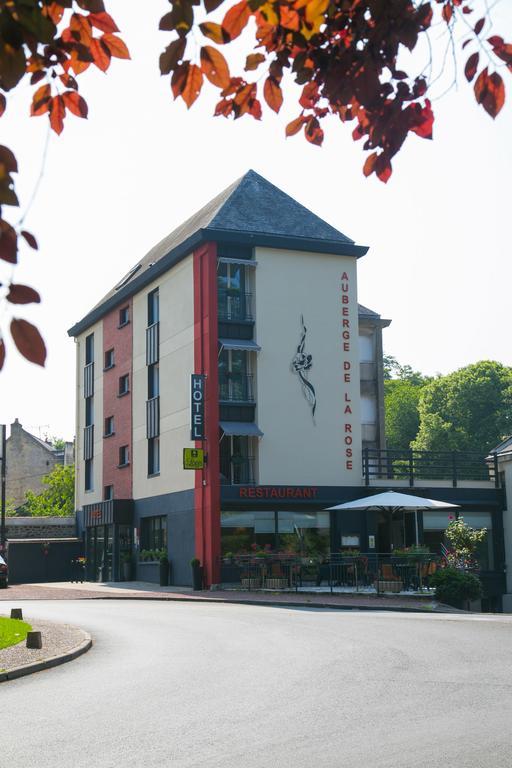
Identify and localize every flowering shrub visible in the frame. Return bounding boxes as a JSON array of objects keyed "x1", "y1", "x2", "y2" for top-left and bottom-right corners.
[
  {"x1": 430, "y1": 568, "x2": 482, "y2": 608},
  {"x1": 444, "y1": 516, "x2": 487, "y2": 569}
]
